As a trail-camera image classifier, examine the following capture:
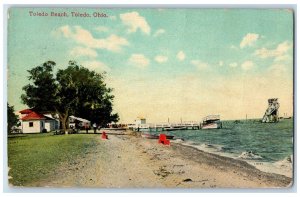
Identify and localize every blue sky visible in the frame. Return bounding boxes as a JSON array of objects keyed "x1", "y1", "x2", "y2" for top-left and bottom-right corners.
[{"x1": 8, "y1": 8, "x2": 294, "y2": 122}]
